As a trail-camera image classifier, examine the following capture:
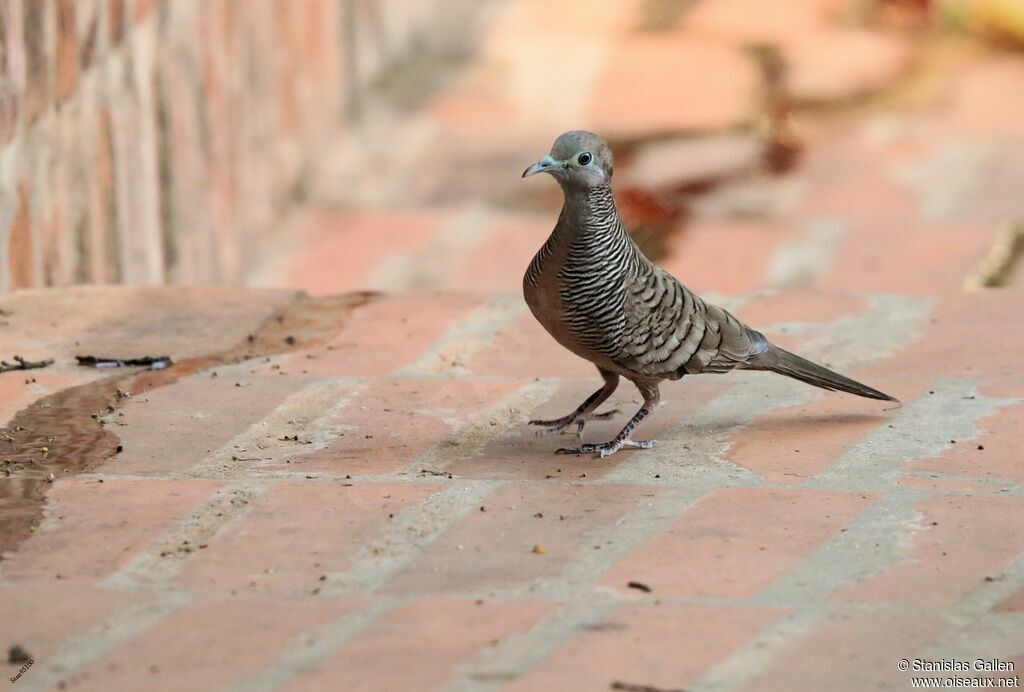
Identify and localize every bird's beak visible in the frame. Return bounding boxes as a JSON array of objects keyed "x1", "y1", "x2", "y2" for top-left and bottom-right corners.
[{"x1": 522, "y1": 155, "x2": 558, "y2": 178}]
